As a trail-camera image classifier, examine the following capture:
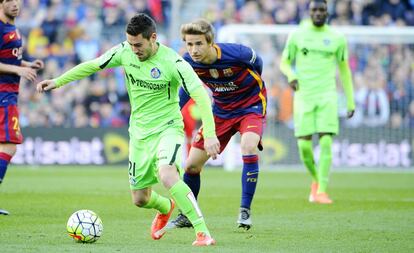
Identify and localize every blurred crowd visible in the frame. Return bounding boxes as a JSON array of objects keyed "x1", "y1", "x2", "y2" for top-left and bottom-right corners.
[{"x1": 16, "y1": 0, "x2": 414, "y2": 129}]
